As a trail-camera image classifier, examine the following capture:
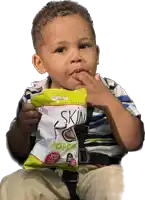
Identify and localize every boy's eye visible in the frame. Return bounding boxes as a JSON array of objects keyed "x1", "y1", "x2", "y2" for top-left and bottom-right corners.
[
  {"x1": 55, "y1": 47, "x2": 65, "y2": 53},
  {"x1": 54, "y1": 43, "x2": 92, "y2": 53},
  {"x1": 79, "y1": 43, "x2": 92, "y2": 49}
]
